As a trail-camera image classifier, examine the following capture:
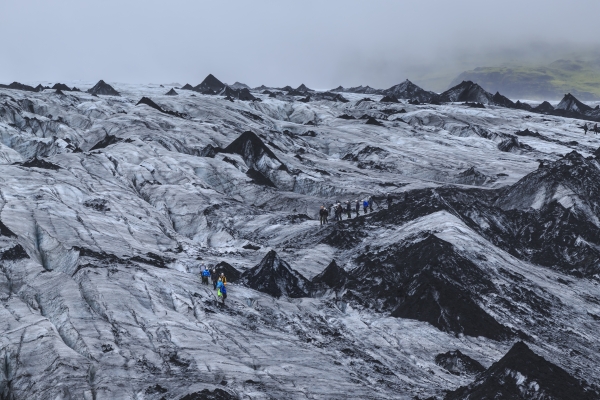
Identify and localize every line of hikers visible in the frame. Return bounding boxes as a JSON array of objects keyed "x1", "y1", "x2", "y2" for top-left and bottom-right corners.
[
  {"x1": 582, "y1": 123, "x2": 599, "y2": 135},
  {"x1": 200, "y1": 265, "x2": 228, "y2": 304},
  {"x1": 319, "y1": 193, "x2": 393, "y2": 225}
]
